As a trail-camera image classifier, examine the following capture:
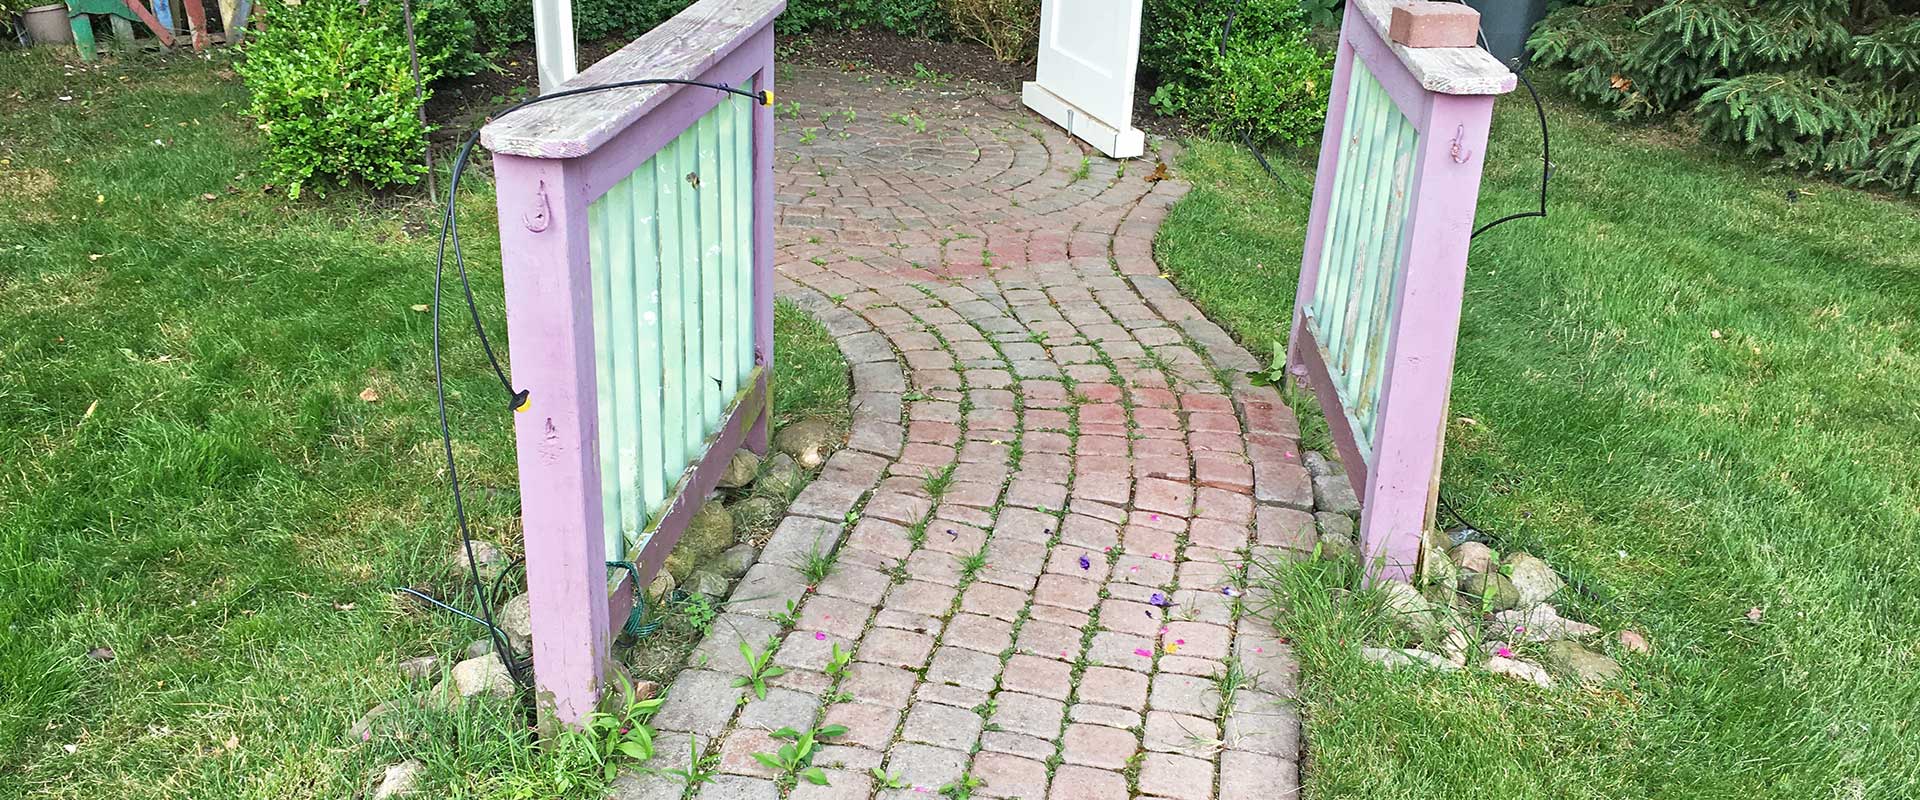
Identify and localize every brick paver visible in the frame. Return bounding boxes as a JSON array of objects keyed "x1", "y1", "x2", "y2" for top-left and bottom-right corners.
[{"x1": 626, "y1": 64, "x2": 1309, "y2": 800}]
